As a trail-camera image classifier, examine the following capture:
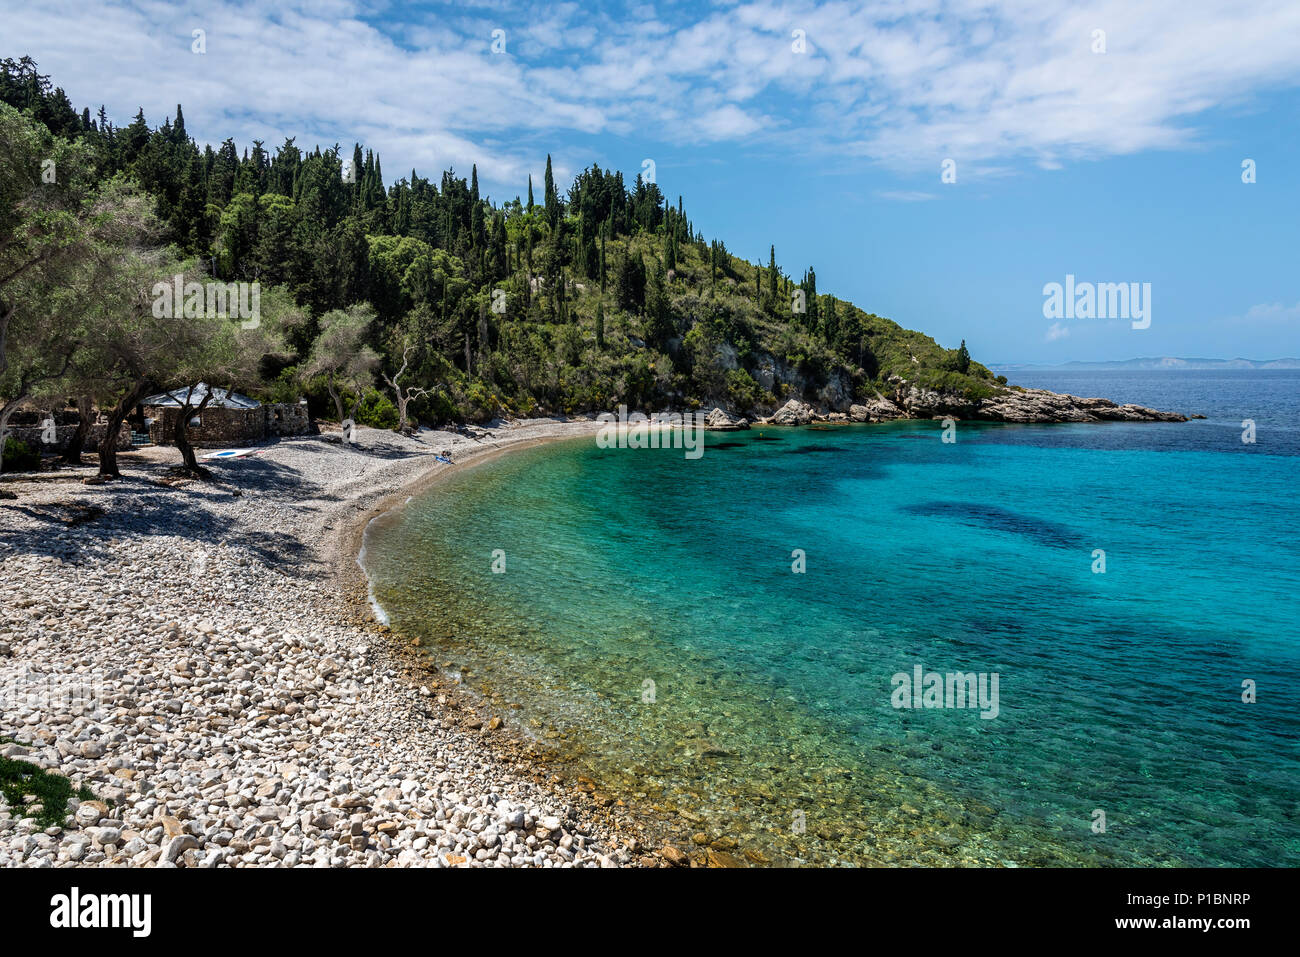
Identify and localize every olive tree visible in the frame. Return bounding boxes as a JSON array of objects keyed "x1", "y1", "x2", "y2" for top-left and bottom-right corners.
[{"x1": 300, "y1": 303, "x2": 380, "y2": 429}]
